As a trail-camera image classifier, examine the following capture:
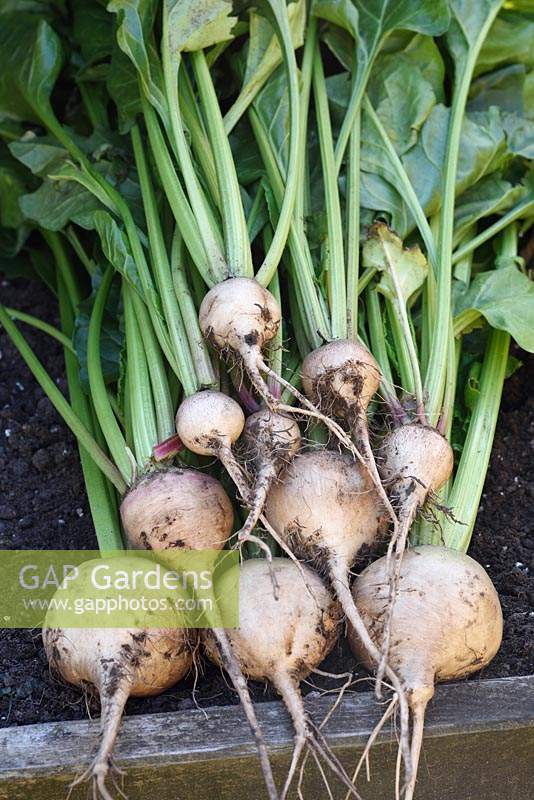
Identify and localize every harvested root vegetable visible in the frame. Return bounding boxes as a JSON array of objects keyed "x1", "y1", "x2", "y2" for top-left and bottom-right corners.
[
  {"x1": 198, "y1": 279, "x2": 366, "y2": 455},
  {"x1": 199, "y1": 277, "x2": 281, "y2": 395},
  {"x1": 121, "y1": 454, "x2": 278, "y2": 800},
  {"x1": 120, "y1": 467, "x2": 233, "y2": 551},
  {"x1": 349, "y1": 545, "x2": 502, "y2": 800},
  {"x1": 43, "y1": 558, "x2": 192, "y2": 800},
  {"x1": 265, "y1": 450, "x2": 412, "y2": 773},
  {"x1": 237, "y1": 410, "x2": 301, "y2": 542},
  {"x1": 176, "y1": 390, "x2": 274, "y2": 558},
  {"x1": 176, "y1": 389, "x2": 245, "y2": 477},
  {"x1": 203, "y1": 557, "x2": 360, "y2": 800},
  {"x1": 375, "y1": 423, "x2": 454, "y2": 688},
  {"x1": 301, "y1": 340, "x2": 381, "y2": 431}
]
